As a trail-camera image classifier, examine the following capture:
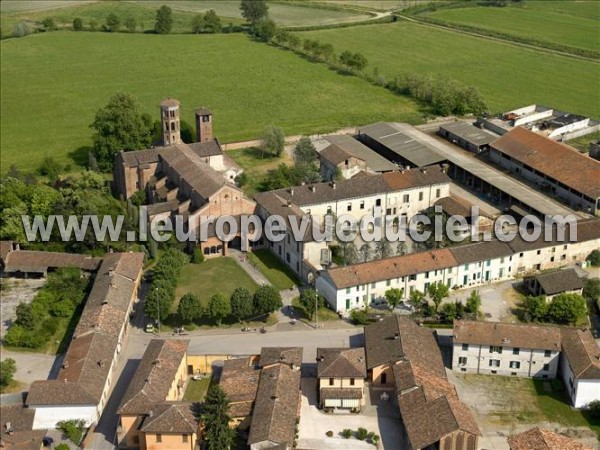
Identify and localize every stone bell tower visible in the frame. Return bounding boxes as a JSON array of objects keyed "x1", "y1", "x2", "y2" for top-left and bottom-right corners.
[
  {"x1": 160, "y1": 98, "x2": 182, "y2": 146},
  {"x1": 195, "y1": 107, "x2": 213, "y2": 143}
]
